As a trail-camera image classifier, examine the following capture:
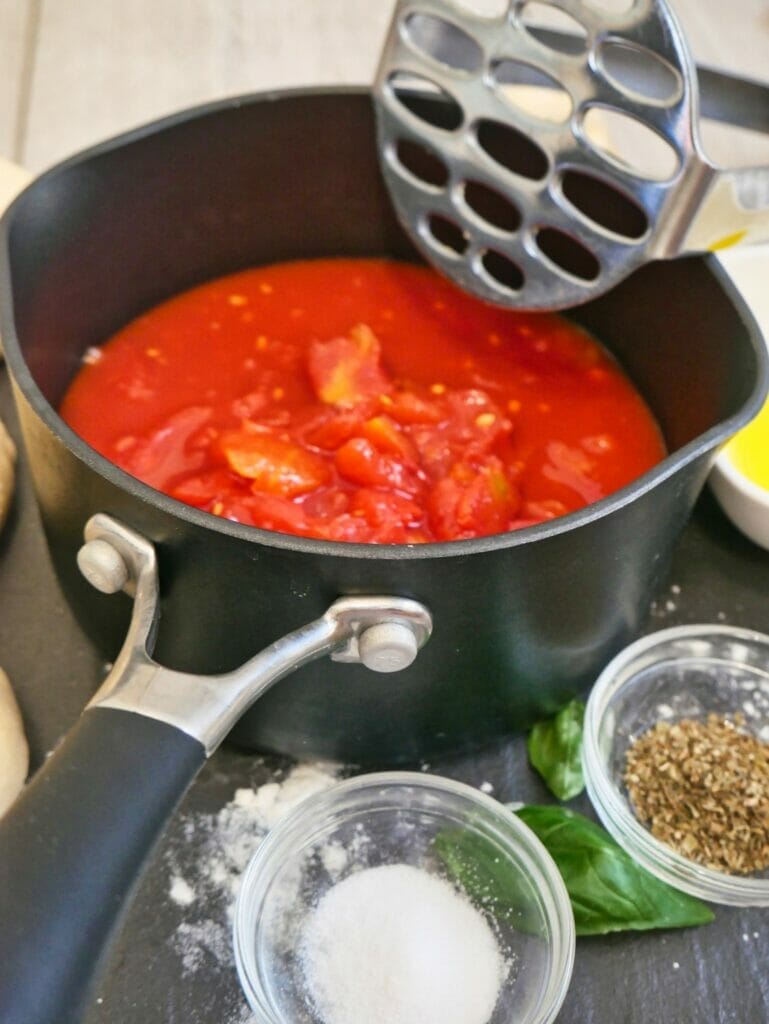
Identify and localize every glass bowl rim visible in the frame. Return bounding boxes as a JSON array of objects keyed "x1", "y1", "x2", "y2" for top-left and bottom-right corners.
[
  {"x1": 233, "y1": 769, "x2": 576, "y2": 1024},
  {"x1": 583, "y1": 622, "x2": 769, "y2": 907}
]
